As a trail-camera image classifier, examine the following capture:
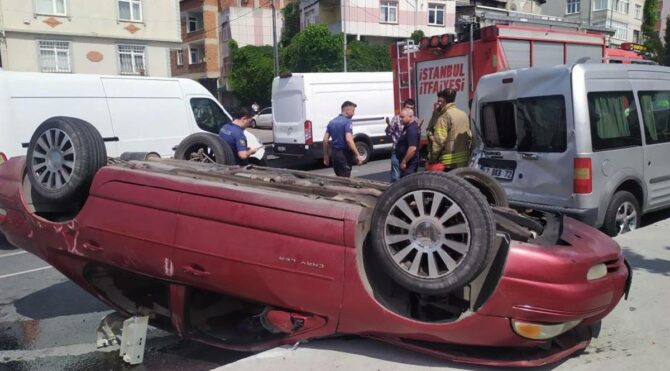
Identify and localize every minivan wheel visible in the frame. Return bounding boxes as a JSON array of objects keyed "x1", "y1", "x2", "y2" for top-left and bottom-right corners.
[
  {"x1": 370, "y1": 172, "x2": 496, "y2": 295},
  {"x1": 355, "y1": 141, "x2": 371, "y2": 164},
  {"x1": 602, "y1": 191, "x2": 641, "y2": 236},
  {"x1": 174, "y1": 132, "x2": 236, "y2": 165},
  {"x1": 26, "y1": 117, "x2": 107, "y2": 203}
]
